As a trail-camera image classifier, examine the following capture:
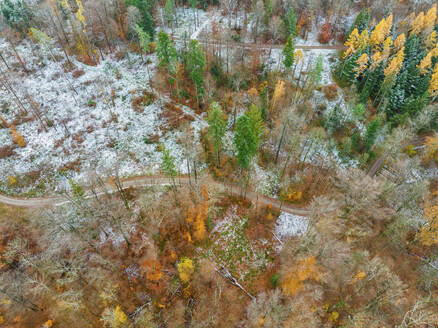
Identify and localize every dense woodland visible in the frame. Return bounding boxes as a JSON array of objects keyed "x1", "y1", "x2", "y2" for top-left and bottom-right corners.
[{"x1": 0, "y1": 0, "x2": 437, "y2": 327}]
